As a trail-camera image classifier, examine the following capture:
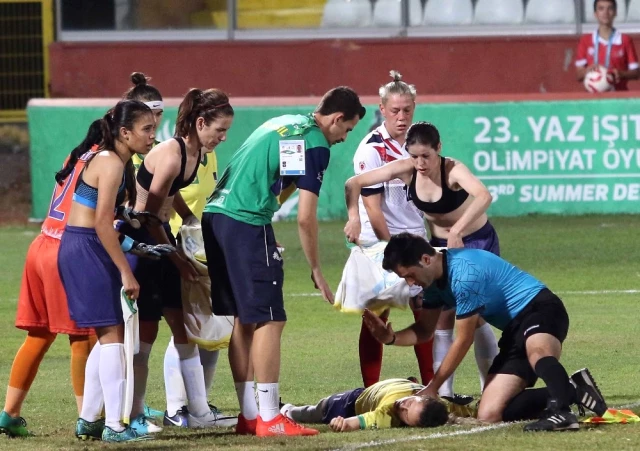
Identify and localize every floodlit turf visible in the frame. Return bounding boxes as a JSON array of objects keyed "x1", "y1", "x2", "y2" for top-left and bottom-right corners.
[{"x1": 0, "y1": 215, "x2": 639, "y2": 450}]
